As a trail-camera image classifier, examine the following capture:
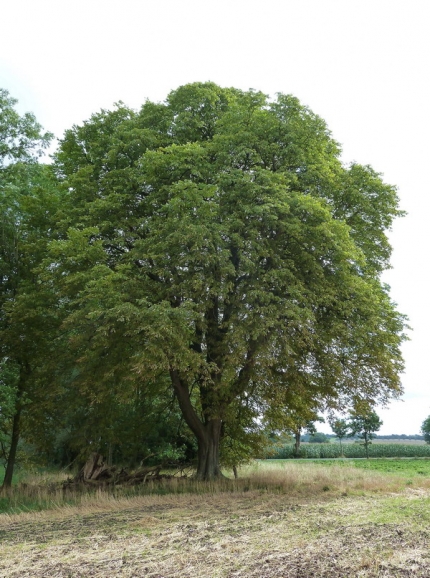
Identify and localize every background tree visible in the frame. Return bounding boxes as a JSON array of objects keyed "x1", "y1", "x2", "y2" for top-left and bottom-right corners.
[
  {"x1": 421, "y1": 416, "x2": 430, "y2": 444},
  {"x1": 330, "y1": 418, "x2": 349, "y2": 455},
  {"x1": 0, "y1": 89, "x2": 58, "y2": 487},
  {"x1": 48, "y1": 82, "x2": 406, "y2": 480},
  {"x1": 268, "y1": 406, "x2": 324, "y2": 457},
  {"x1": 308, "y1": 431, "x2": 329, "y2": 444},
  {"x1": 349, "y1": 410, "x2": 383, "y2": 459},
  {"x1": 27, "y1": 371, "x2": 196, "y2": 470}
]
